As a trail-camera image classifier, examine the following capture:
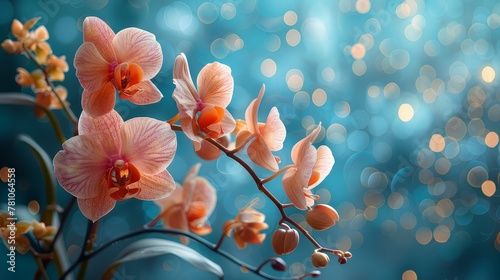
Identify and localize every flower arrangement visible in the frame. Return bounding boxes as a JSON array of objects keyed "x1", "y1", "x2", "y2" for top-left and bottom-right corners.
[{"x1": 0, "y1": 16, "x2": 349, "y2": 279}]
